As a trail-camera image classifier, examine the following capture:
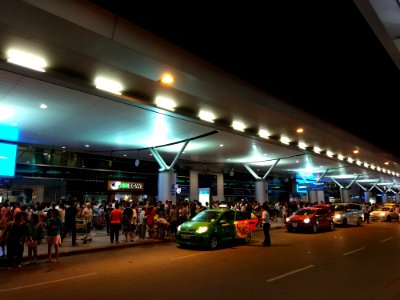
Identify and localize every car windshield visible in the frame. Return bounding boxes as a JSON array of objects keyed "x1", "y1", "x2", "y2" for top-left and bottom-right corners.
[
  {"x1": 294, "y1": 209, "x2": 315, "y2": 216},
  {"x1": 333, "y1": 205, "x2": 346, "y2": 212},
  {"x1": 191, "y1": 210, "x2": 222, "y2": 222}
]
